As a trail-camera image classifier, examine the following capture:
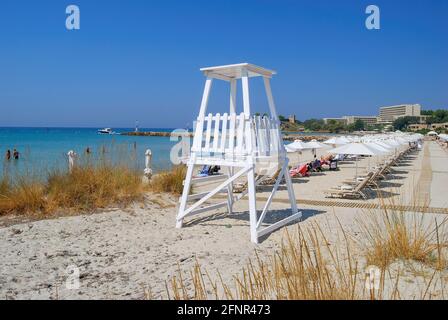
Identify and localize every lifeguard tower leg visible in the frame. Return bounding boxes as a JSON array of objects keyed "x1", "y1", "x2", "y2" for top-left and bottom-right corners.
[
  {"x1": 176, "y1": 158, "x2": 196, "y2": 228},
  {"x1": 226, "y1": 167, "x2": 234, "y2": 214},
  {"x1": 284, "y1": 159, "x2": 299, "y2": 214},
  {"x1": 247, "y1": 166, "x2": 258, "y2": 244}
]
